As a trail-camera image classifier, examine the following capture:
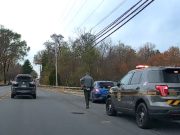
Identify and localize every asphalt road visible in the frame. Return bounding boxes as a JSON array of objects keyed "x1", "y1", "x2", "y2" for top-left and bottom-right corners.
[{"x1": 0, "y1": 86, "x2": 180, "y2": 135}]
